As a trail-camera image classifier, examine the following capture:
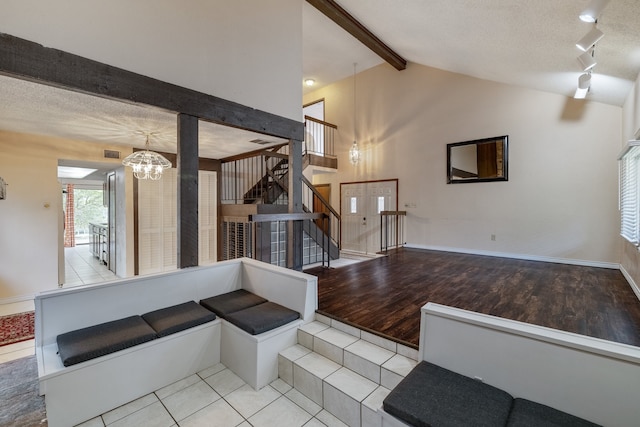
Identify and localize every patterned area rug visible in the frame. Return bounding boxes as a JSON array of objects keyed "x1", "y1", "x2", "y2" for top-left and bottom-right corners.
[{"x1": 0, "y1": 311, "x2": 35, "y2": 347}]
